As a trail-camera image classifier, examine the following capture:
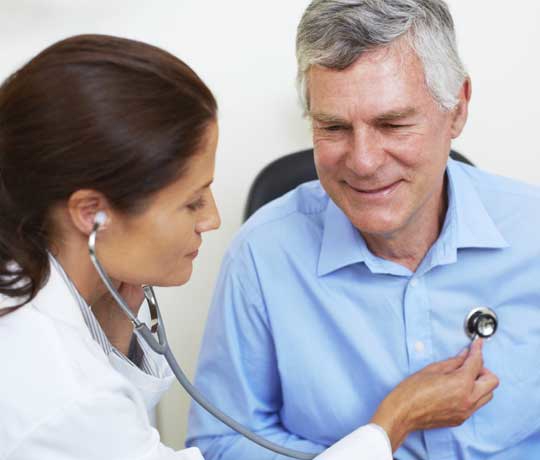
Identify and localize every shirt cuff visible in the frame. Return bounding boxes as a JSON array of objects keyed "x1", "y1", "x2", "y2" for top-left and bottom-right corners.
[{"x1": 314, "y1": 423, "x2": 392, "y2": 460}]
